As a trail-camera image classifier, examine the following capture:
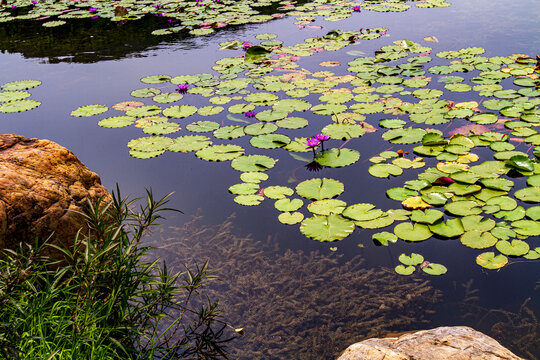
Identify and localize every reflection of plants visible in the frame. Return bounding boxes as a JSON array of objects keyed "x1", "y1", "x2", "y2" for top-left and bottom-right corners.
[
  {"x1": 0, "y1": 189, "x2": 232, "y2": 359},
  {"x1": 155, "y1": 214, "x2": 442, "y2": 360}
]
